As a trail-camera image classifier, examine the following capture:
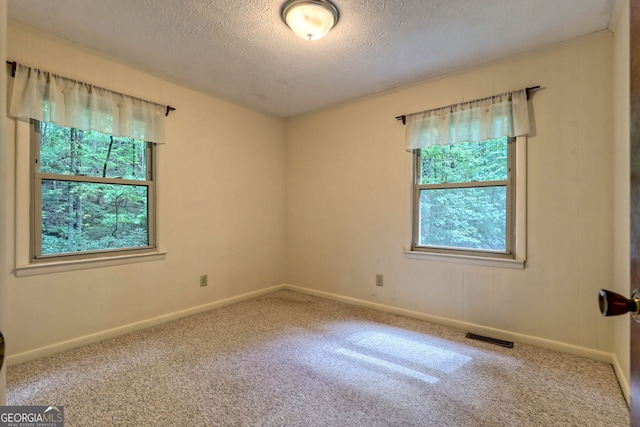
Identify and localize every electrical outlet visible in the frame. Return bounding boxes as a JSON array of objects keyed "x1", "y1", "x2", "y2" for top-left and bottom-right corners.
[
  {"x1": 200, "y1": 275, "x2": 208, "y2": 287},
  {"x1": 376, "y1": 274, "x2": 384, "y2": 287}
]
